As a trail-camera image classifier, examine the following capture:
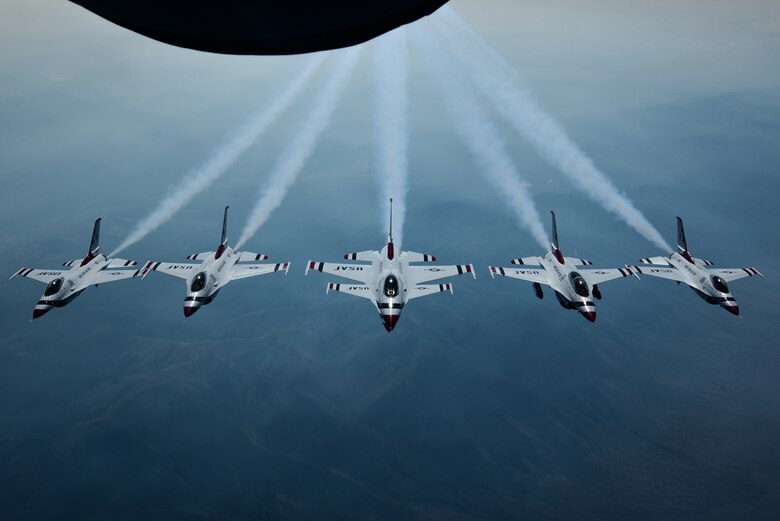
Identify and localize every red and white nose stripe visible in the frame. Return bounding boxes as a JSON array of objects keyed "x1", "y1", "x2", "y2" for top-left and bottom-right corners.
[
  {"x1": 578, "y1": 304, "x2": 597, "y2": 323},
  {"x1": 381, "y1": 313, "x2": 400, "y2": 332},
  {"x1": 32, "y1": 304, "x2": 52, "y2": 319},
  {"x1": 183, "y1": 302, "x2": 202, "y2": 318},
  {"x1": 722, "y1": 302, "x2": 740, "y2": 316}
]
